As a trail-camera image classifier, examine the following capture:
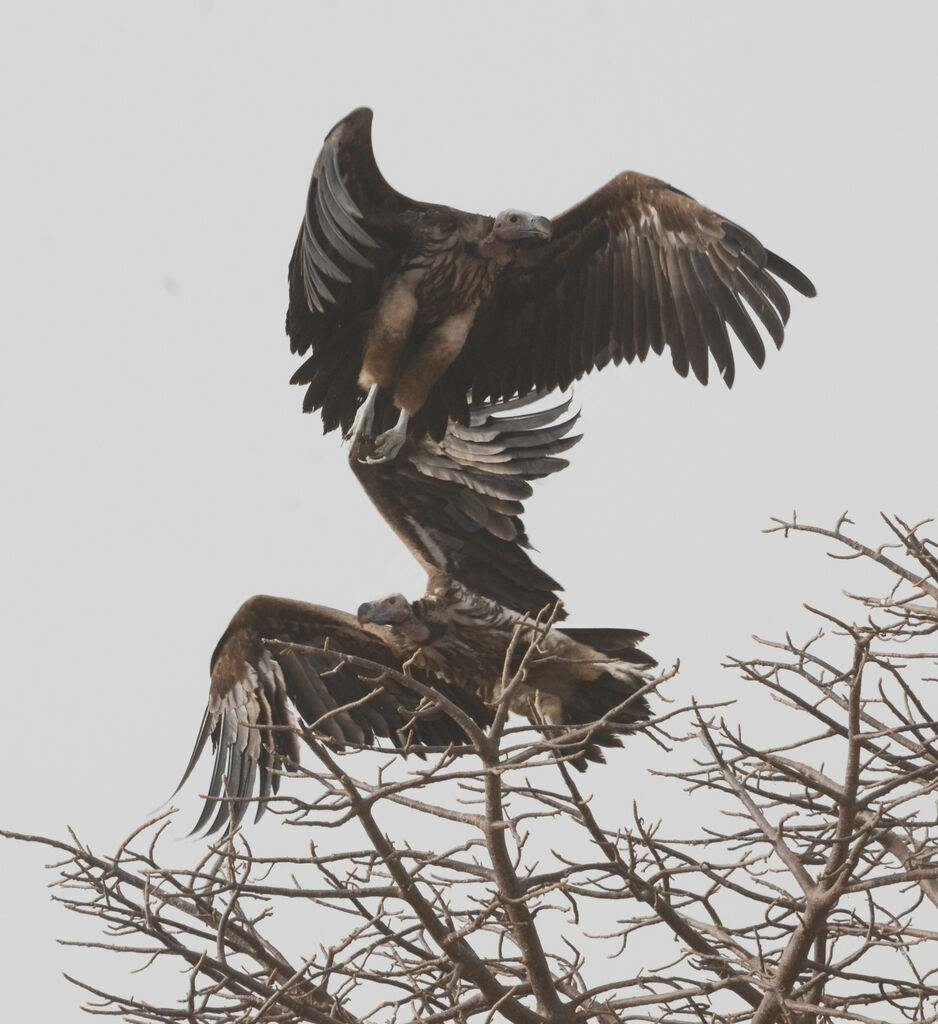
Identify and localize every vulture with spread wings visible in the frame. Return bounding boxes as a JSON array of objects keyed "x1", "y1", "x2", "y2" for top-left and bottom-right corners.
[
  {"x1": 288, "y1": 107, "x2": 815, "y2": 462},
  {"x1": 178, "y1": 394, "x2": 655, "y2": 834}
]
